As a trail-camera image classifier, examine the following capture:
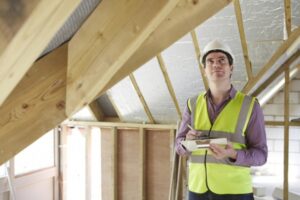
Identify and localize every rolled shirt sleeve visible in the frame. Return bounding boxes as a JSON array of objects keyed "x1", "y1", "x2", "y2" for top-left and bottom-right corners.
[
  {"x1": 233, "y1": 101, "x2": 268, "y2": 166},
  {"x1": 175, "y1": 104, "x2": 192, "y2": 156}
]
